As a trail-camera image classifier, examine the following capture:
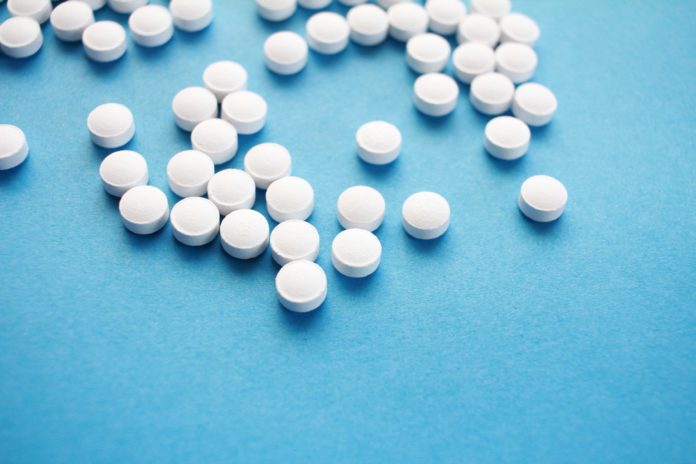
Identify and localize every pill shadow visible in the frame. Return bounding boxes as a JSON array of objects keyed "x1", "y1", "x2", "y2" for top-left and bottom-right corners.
[
  {"x1": 483, "y1": 147, "x2": 526, "y2": 174},
  {"x1": 0, "y1": 52, "x2": 43, "y2": 73},
  {"x1": 401, "y1": 228, "x2": 450, "y2": 254},
  {"x1": 172, "y1": 25, "x2": 214, "y2": 47},
  {"x1": 171, "y1": 235, "x2": 220, "y2": 262},
  {"x1": 332, "y1": 268, "x2": 380, "y2": 292},
  {"x1": 131, "y1": 39, "x2": 176, "y2": 63},
  {"x1": 86, "y1": 56, "x2": 127, "y2": 76},
  {"x1": 517, "y1": 209, "x2": 567, "y2": 237},
  {"x1": 265, "y1": 67, "x2": 306, "y2": 88},
  {"x1": 222, "y1": 247, "x2": 272, "y2": 276},
  {"x1": 357, "y1": 157, "x2": 401, "y2": 182},
  {"x1": 0, "y1": 157, "x2": 30, "y2": 187},
  {"x1": 123, "y1": 224, "x2": 168, "y2": 251},
  {"x1": 413, "y1": 108, "x2": 458, "y2": 131},
  {"x1": 276, "y1": 301, "x2": 327, "y2": 331}
]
